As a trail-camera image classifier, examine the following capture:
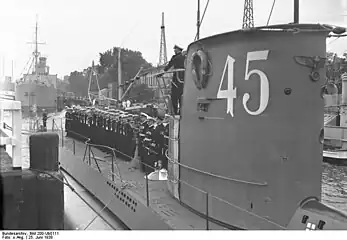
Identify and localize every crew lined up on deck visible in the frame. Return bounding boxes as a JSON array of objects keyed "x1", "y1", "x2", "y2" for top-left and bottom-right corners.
[{"x1": 65, "y1": 106, "x2": 169, "y2": 173}]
